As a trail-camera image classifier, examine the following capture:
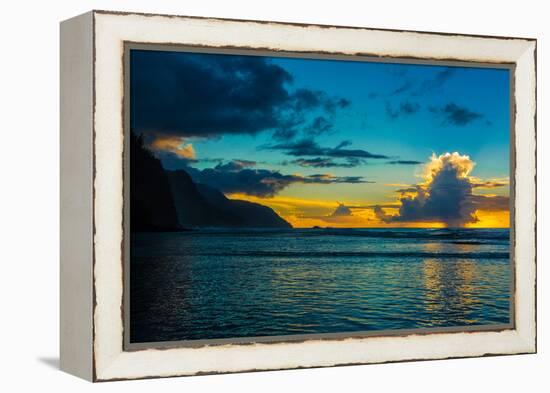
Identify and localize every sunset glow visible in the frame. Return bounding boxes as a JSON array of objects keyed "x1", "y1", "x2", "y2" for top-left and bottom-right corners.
[
  {"x1": 227, "y1": 151, "x2": 510, "y2": 229},
  {"x1": 131, "y1": 49, "x2": 510, "y2": 229}
]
